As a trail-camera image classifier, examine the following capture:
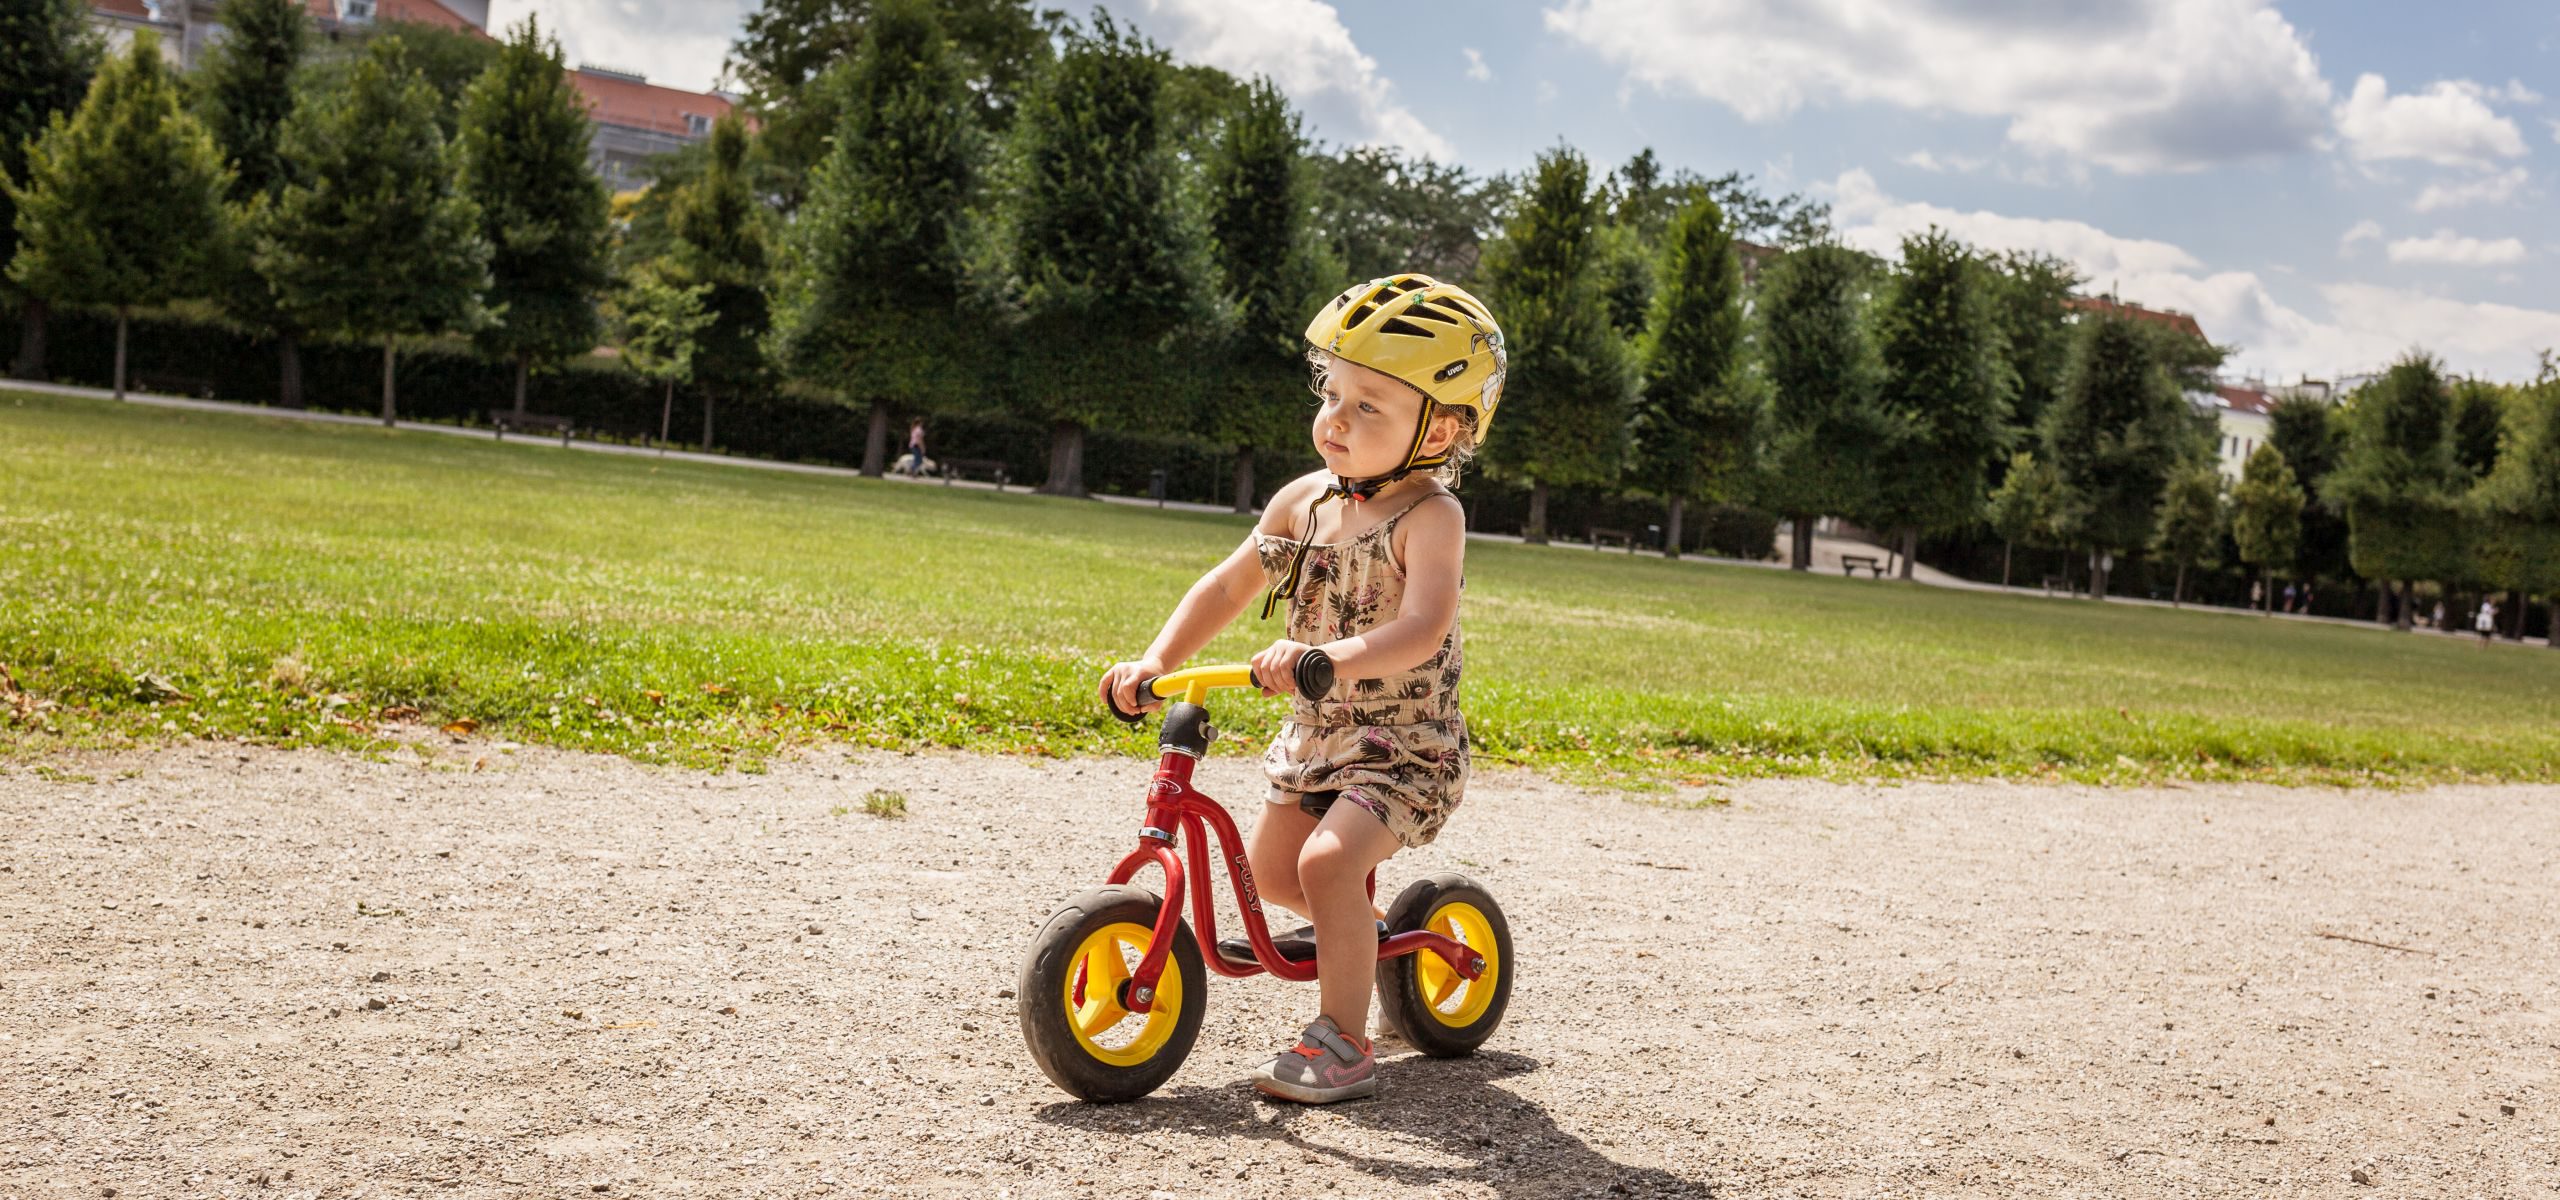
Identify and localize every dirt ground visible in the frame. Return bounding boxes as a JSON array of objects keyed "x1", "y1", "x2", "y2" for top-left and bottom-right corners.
[{"x1": 2, "y1": 739, "x2": 2554, "y2": 1199}]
